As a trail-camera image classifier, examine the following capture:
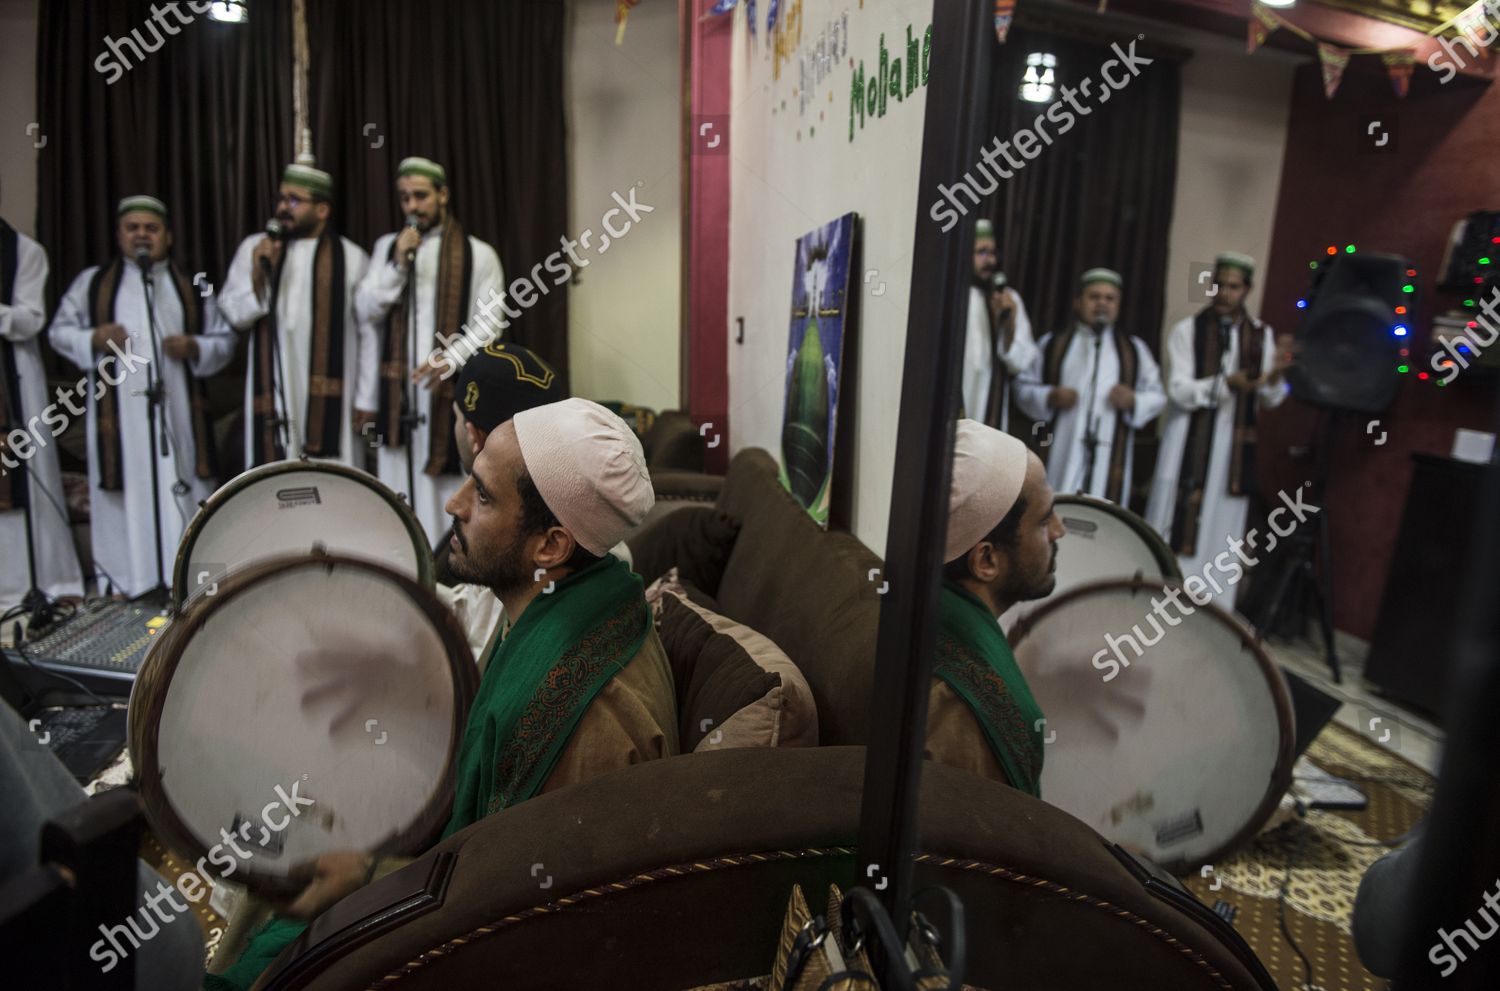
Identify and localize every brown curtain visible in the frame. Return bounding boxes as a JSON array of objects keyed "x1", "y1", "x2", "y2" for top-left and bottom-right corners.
[
  {"x1": 36, "y1": 0, "x2": 569, "y2": 382},
  {"x1": 305, "y1": 0, "x2": 569, "y2": 385},
  {"x1": 36, "y1": 1, "x2": 294, "y2": 311},
  {"x1": 977, "y1": 25, "x2": 1181, "y2": 357}
]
